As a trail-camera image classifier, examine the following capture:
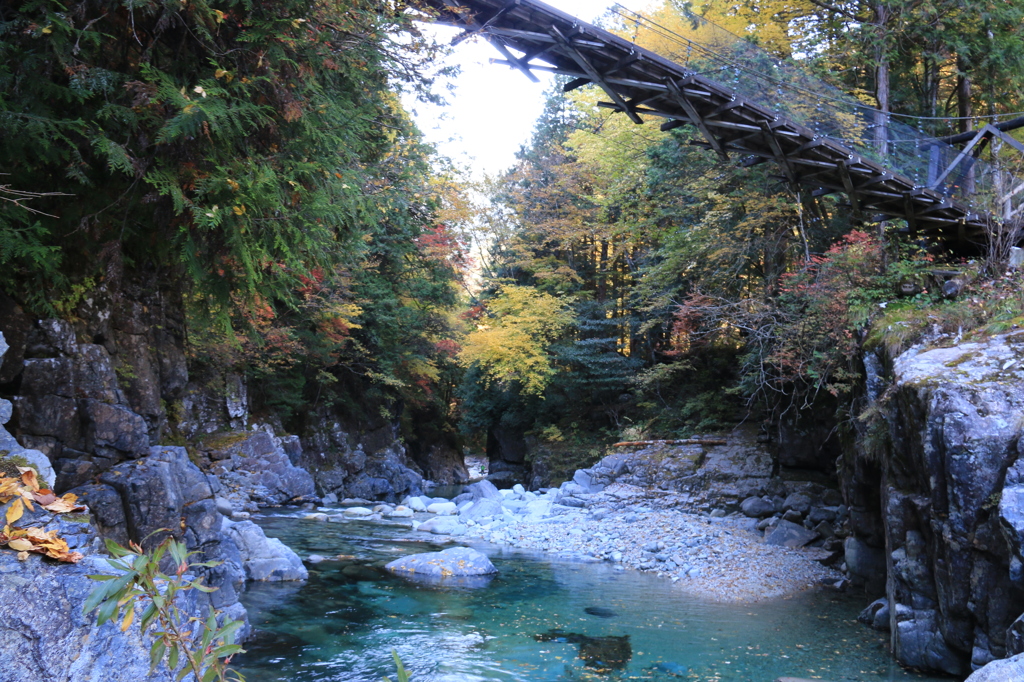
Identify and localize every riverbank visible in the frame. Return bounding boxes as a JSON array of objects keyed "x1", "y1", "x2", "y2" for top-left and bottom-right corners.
[{"x1": 308, "y1": 479, "x2": 843, "y2": 604}]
